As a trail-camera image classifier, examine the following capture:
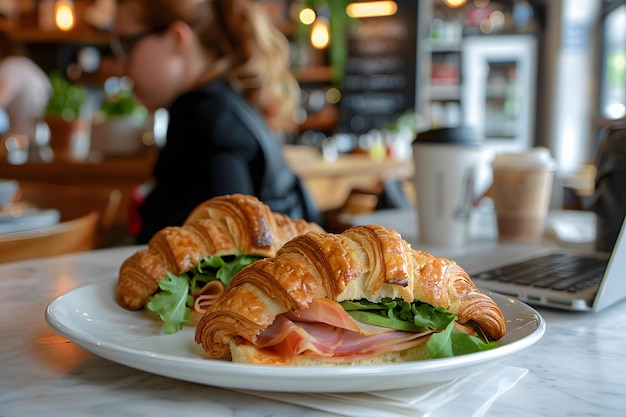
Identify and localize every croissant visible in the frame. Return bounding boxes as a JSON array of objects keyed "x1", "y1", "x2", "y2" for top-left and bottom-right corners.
[
  {"x1": 195, "y1": 224, "x2": 506, "y2": 365},
  {"x1": 116, "y1": 194, "x2": 324, "y2": 311}
]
